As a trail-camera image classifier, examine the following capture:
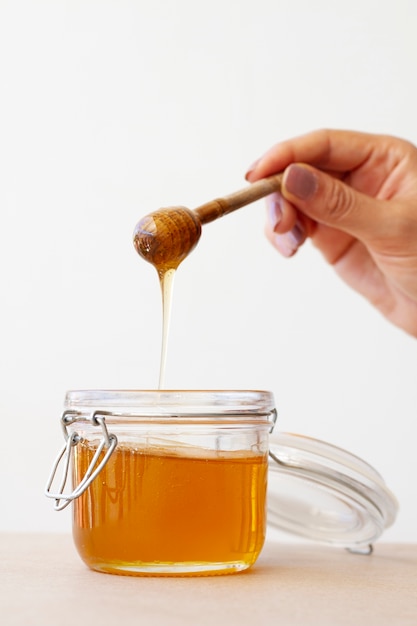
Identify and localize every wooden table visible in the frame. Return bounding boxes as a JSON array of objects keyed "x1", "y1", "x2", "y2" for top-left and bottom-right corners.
[{"x1": 0, "y1": 534, "x2": 416, "y2": 625}]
